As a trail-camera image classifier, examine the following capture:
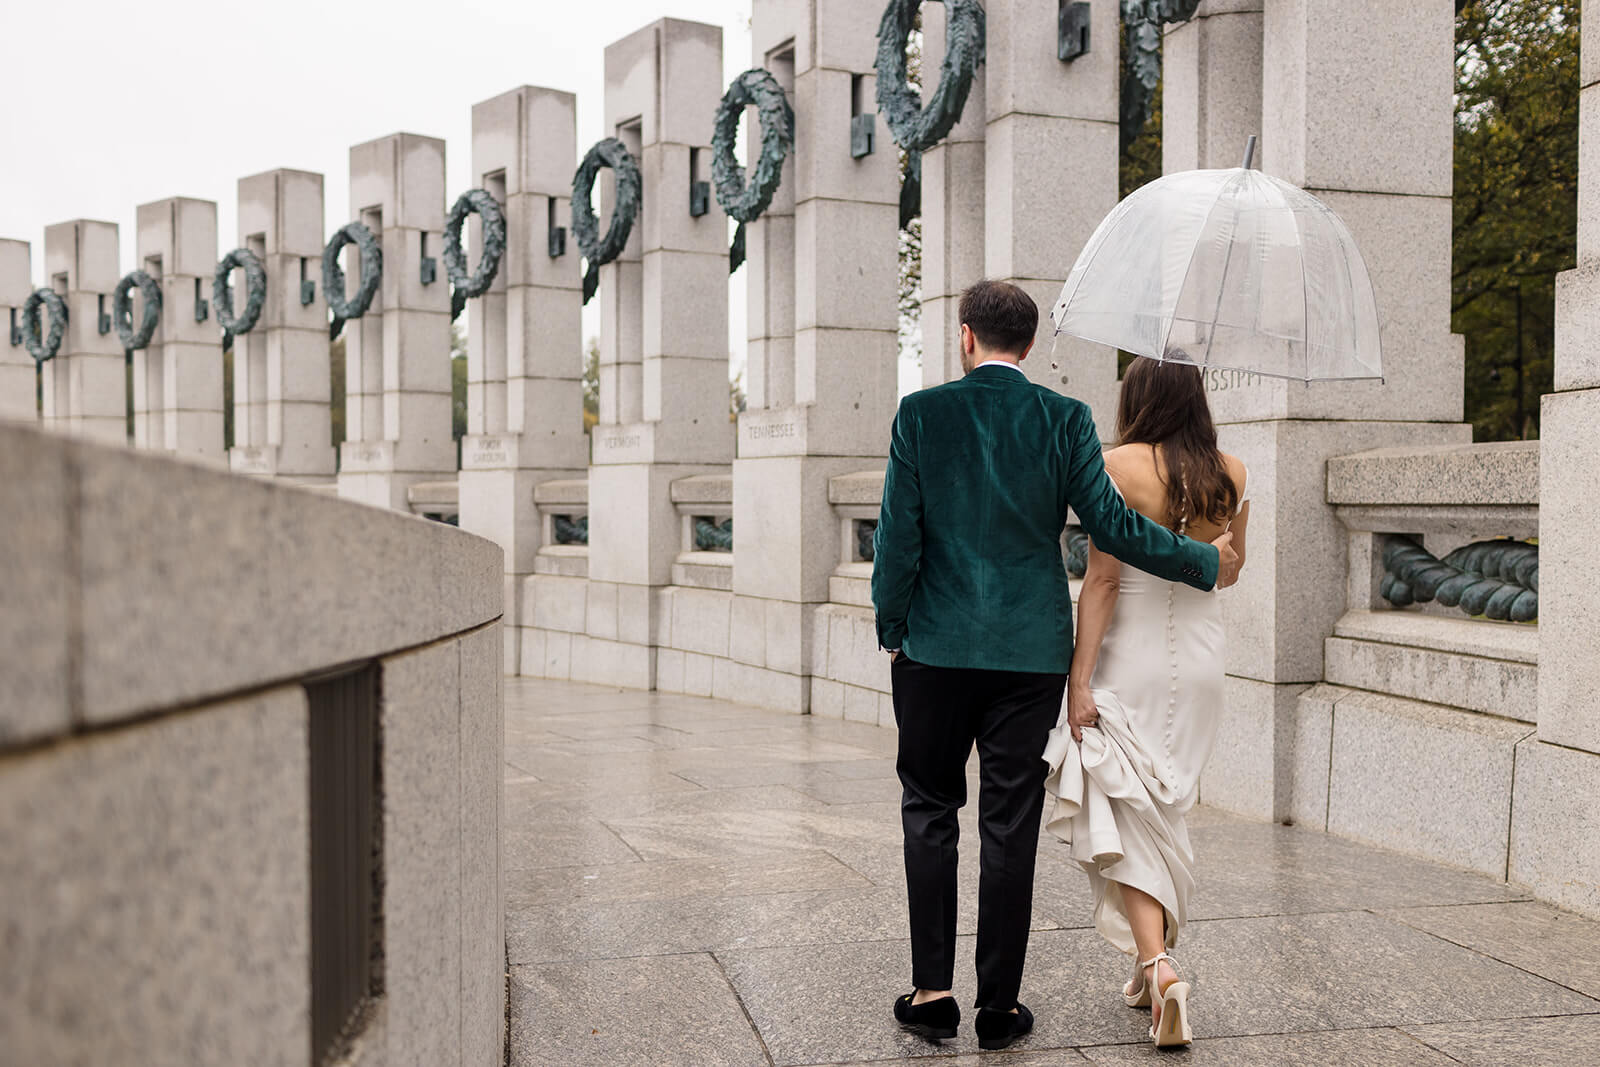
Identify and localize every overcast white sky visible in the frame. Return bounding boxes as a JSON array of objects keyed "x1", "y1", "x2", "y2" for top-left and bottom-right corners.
[{"x1": 0, "y1": 0, "x2": 761, "y2": 374}]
